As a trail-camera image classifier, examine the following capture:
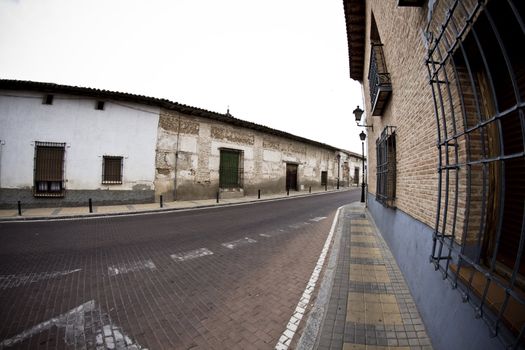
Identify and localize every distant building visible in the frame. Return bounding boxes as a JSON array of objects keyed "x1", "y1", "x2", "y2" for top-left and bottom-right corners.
[
  {"x1": 0, "y1": 79, "x2": 363, "y2": 208},
  {"x1": 344, "y1": 0, "x2": 524, "y2": 349}
]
